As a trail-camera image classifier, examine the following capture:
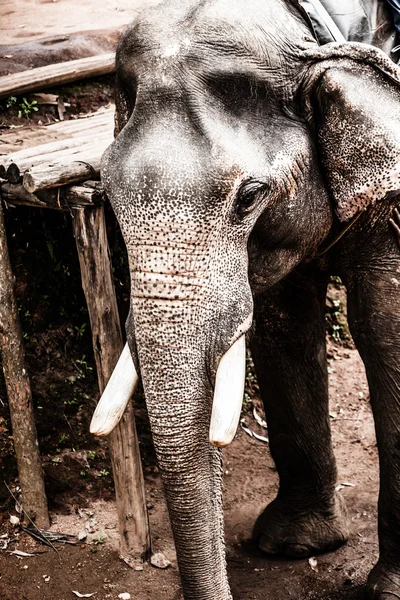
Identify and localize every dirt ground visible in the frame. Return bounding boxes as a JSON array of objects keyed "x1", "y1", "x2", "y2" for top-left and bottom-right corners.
[
  {"x1": 0, "y1": 0, "x2": 161, "y2": 46},
  {"x1": 0, "y1": 336, "x2": 378, "y2": 600}
]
